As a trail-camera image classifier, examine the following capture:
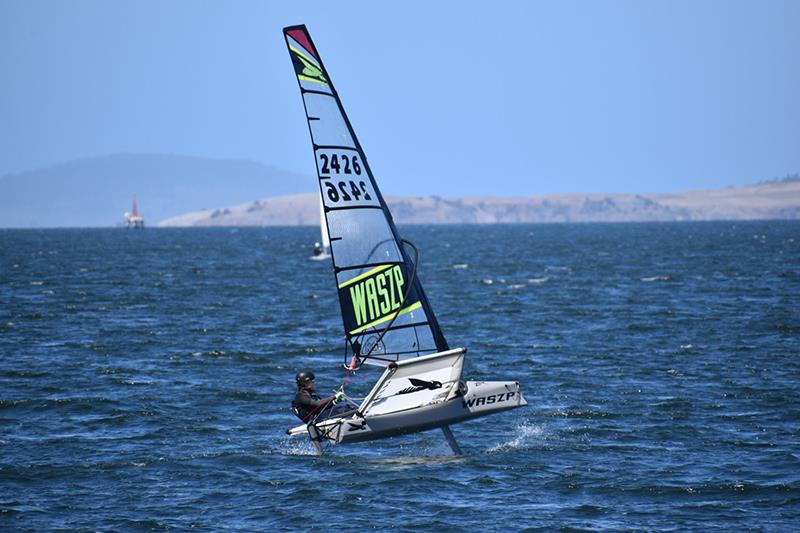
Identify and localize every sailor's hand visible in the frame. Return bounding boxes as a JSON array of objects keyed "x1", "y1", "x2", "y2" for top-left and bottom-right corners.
[{"x1": 333, "y1": 390, "x2": 345, "y2": 404}]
